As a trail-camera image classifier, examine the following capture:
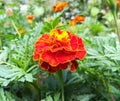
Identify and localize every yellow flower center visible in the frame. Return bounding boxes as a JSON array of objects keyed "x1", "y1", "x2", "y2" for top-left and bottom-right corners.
[{"x1": 50, "y1": 29, "x2": 68, "y2": 40}]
